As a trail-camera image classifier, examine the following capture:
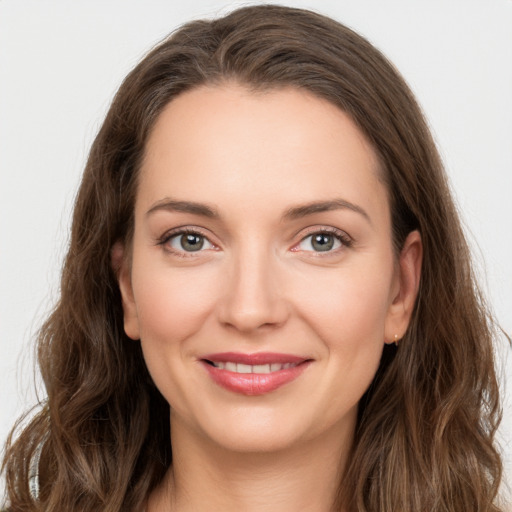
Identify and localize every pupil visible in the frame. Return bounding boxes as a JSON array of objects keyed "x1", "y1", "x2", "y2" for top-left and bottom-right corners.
[
  {"x1": 182, "y1": 234, "x2": 204, "y2": 251},
  {"x1": 312, "y1": 234, "x2": 334, "y2": 252}
]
